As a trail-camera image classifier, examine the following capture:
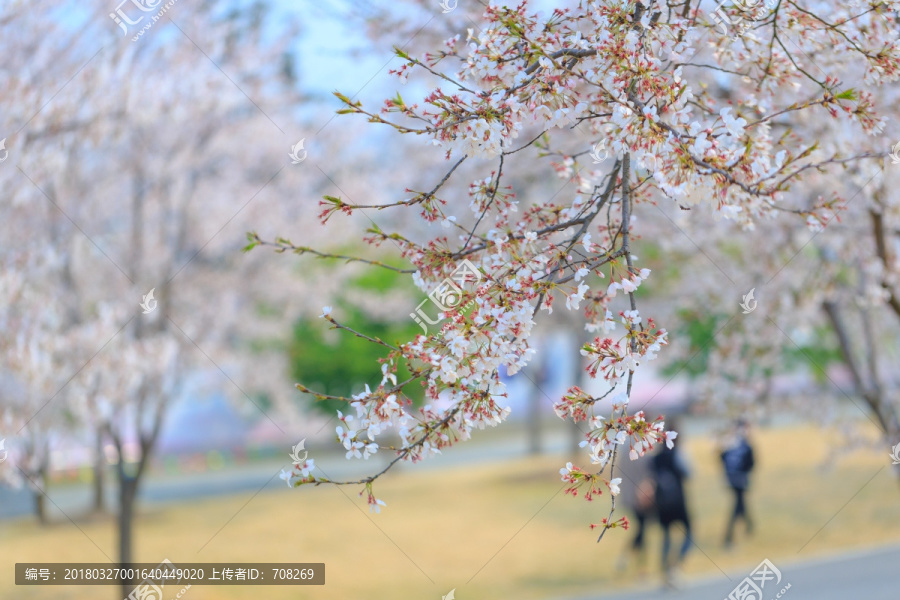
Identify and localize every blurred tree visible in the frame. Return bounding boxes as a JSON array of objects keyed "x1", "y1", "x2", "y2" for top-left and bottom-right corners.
[
  {"x1": 661, "y1": 308, "x2": 723, "y2": 382},
  {"x1": 0, "y1": 1, "x2": 306, "y2": 597},
  {"x1": 290, "y1": 267, "x2": 424, "y2": 417}
]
